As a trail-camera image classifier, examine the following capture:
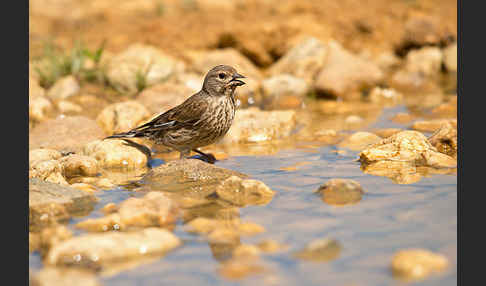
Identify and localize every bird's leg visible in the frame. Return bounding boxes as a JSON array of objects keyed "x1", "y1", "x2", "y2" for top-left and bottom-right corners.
[
  {"x1": 179, "y1": 149, "x2": 191, "y2": 160},
  {"x1": 192, "y1": 148, "x2": 216, "y2": 164}
]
